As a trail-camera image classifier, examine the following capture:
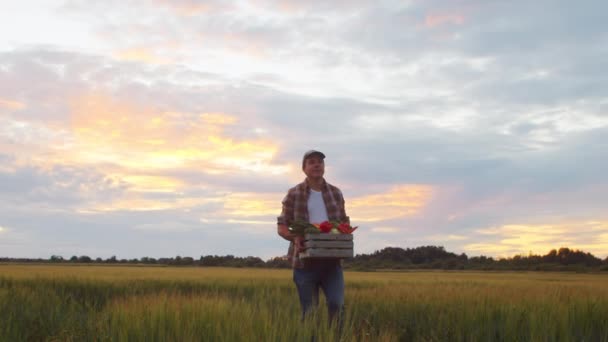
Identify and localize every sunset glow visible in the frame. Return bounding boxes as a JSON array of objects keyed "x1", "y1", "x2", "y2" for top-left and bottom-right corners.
[{"x1": 350, "y1": 185, "x2": 434, "y2": 222}]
